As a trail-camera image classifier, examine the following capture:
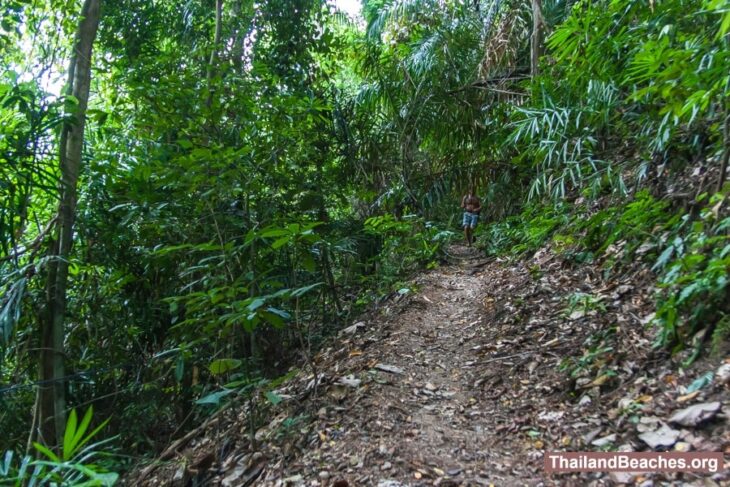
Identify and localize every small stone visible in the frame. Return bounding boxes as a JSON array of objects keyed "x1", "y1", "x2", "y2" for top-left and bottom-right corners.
[
  {"x1": 609, "y1": 472, "x2": 636, "y2": 484},
  {"x1": 716, "y1": 363, "x2": 730, "y2": 385},
  {"x1": 172, "y1": 465, "x2": 186, "y2": 487},
  {"x1": 338, "y1": 375, "x2": 362, "y2": 388},
  {"x1": 319, "y1": 471, "x2": 330, "y2": 480},
  {"x1": 674, "y1": 441, "x2": 692, "y2": 452},
  {"x1": 668, "y1": 401, "x2": 721, "y2": 427},
  {"x1": 591, "y1": 434, "x2": 616, "y2": 447},
  {"x1": 638, "y1": 424, "x2": 680, "y2": 449},
  {"x1": 618, "y1": 397, "x2": 633, "y2": 410},
  {"x1": 381, "y1": 462, "x2": 392, "y2": 470}
]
